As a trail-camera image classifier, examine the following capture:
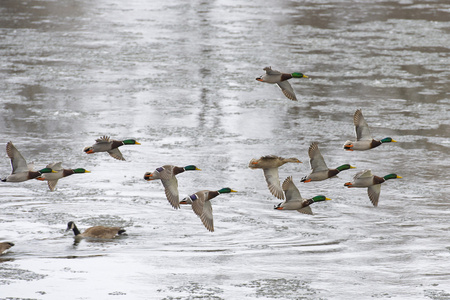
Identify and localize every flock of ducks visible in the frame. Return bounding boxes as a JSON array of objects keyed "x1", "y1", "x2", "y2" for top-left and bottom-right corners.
[{"x1": 0, "y1": 67, "x2": 402, "y2": 253}]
